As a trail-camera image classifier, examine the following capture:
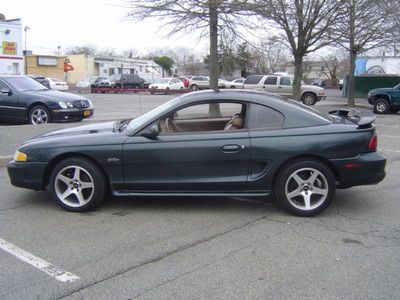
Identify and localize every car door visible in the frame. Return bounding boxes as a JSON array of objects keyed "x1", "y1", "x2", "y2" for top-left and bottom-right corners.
[
  {"x1": 122, "y1": 102, "x2": 251, "y2": 192},
  {"x1": 391, "y1": 86, "x2": 400, "y2": 105},
  {"x1": 277, "y1": 77, "x2": 293, "y2": 97},
  {"x1": 261, "y1": 76, "x2": 278, "y2": 93},
  {"x1": 0, "y1": 79, "x2": 23, "y2": 122}
]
